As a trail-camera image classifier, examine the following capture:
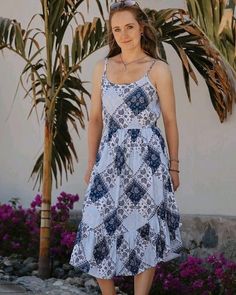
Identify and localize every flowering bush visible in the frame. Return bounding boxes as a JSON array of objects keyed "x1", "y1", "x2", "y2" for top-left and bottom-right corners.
[
  {"x1": 0, "y1": 192, "x2": 79, "y2": 262},
  {"x1": 1, "y1": 195, "x2": 236, "y2": 294},
  {"x1": 114, "y1": 253, "x2": 236, "y2": 295}
]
